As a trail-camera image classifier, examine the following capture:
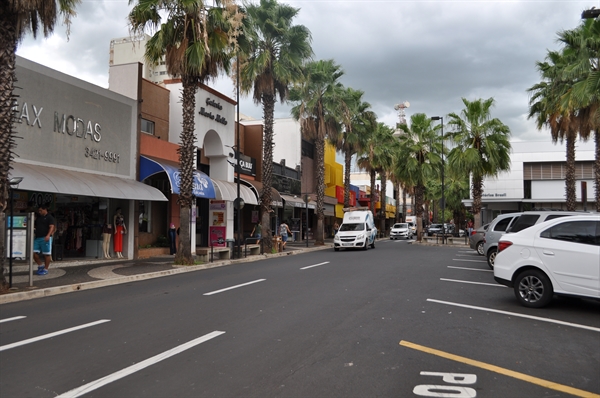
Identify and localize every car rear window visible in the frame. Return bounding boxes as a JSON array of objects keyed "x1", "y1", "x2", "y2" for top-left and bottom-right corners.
[
  {"x1": 493, "y1": 217, "x2": 513, "y2": 232},
  {"x1": 509, "y1": 214, "x2": 540, "y2": 232}
]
